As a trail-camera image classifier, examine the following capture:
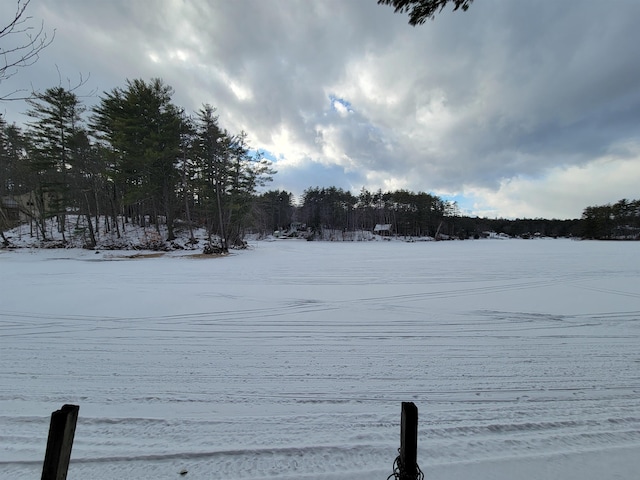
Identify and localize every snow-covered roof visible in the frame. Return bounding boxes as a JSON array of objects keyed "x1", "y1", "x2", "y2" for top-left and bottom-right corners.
[{"x1": 374, "y1": 224, "x2": 392, "y2": 232}]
